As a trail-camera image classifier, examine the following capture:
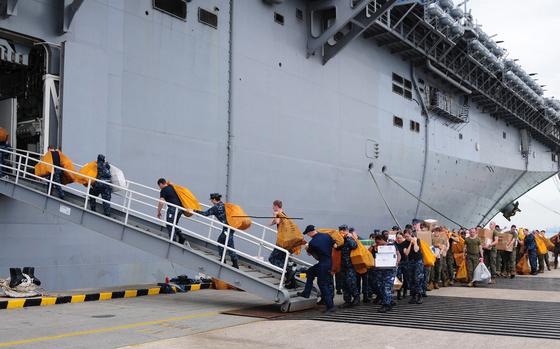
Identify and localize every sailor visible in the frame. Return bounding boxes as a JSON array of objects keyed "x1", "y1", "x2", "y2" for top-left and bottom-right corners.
[
  {"x1": 375, "y1": 234, "x2": 400, "y2": 313},
  {"x1": 482, "y1": 222, "x2": 499, "y2": 283},
  {"x1": 88, "y1": 154, "x2": 112, "y2": 216},
  {"x1": 369, "y1": 234, "x2": 383, "y2": 304},
  {"x1": 403, "y1": 229, "x2": 424, "y2": 304},
  {"x1": 0, "y1": 128, "x2": 10, "y2": 177},
  {"x1": 464, "y1": 228, "x2": 484, "y2": 287},
  {"x1": 524, "y1": 230, "x2": 538, "y2": 275},
  {"x1": 395, "y1": 231, "x2": 410, "y2": 300},
  {"x1": 299, "y1": 225, "x2": 336, "y2": 313},
  {"x1": 191, "y1": 193, "x2": 239, "y2": 269},
  {"x1": 350, "y1": 227, "x2": 370, "y2": 303},
  {"x1": 339, "y1": 225, "x2": 360, "y2": 307},
  {"x1": 157, "y1": 178, "x2": 186, "y2": 244}
]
